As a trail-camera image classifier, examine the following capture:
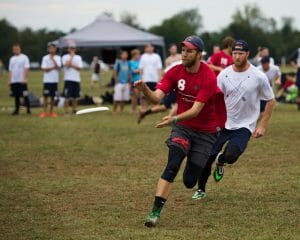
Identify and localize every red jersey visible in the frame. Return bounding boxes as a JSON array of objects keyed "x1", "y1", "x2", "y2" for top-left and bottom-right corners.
[
  {"x1": 208, "y1": 51, "x2": 233, "y2": 75},
  {"x1": 156, "y1": 62, "x2": 226, "y2": 133}
]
